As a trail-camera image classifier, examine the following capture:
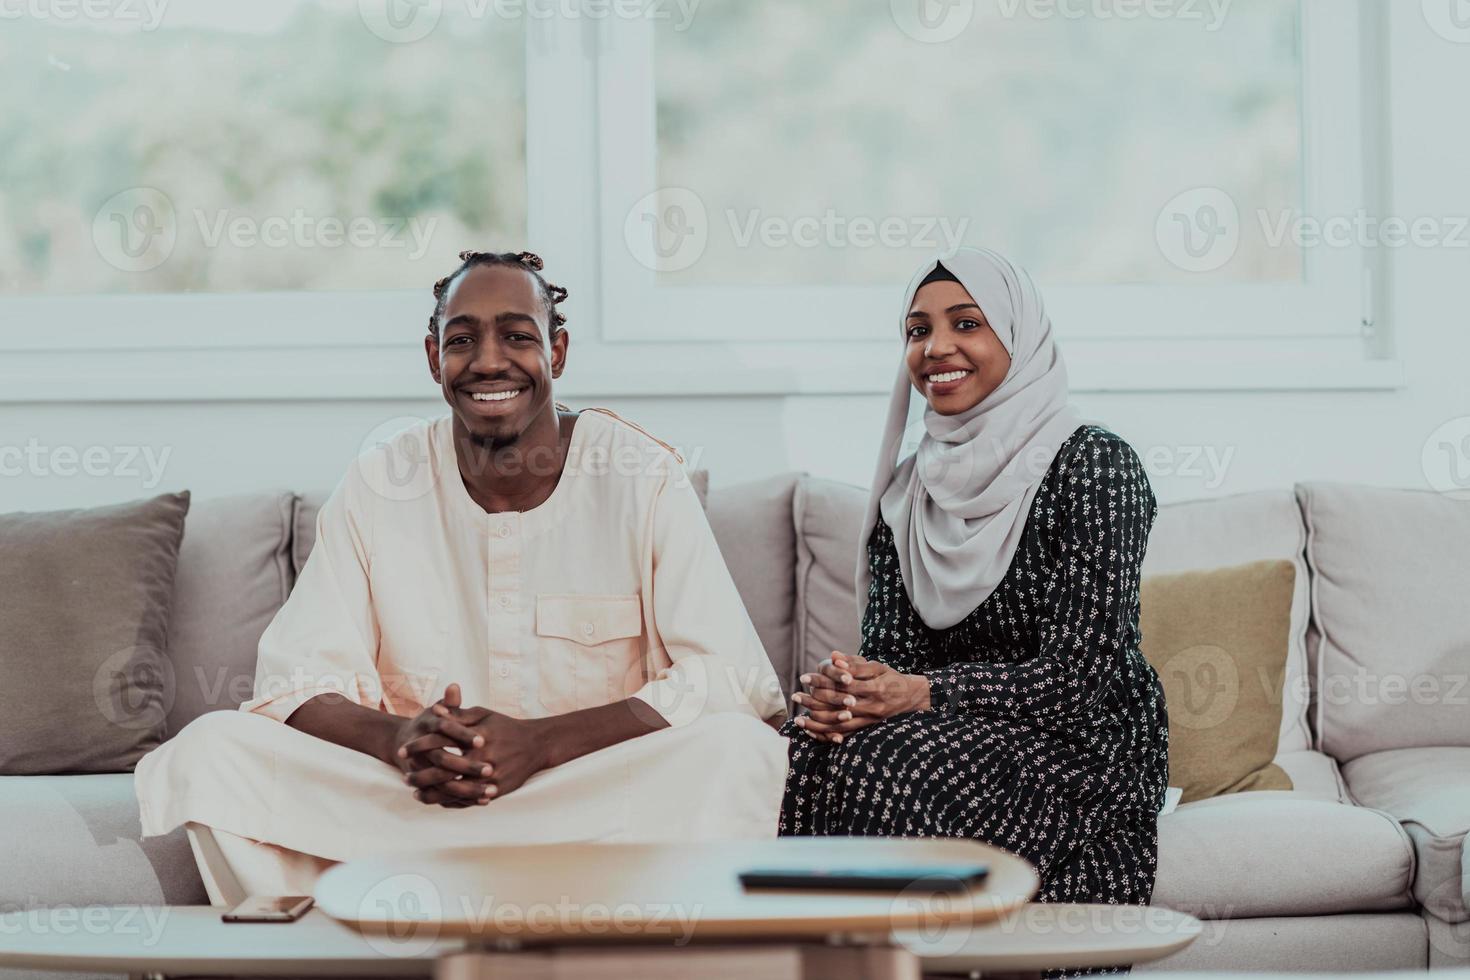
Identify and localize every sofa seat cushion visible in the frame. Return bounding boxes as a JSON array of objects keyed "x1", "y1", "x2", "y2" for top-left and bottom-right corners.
[
  {"x1": 0, "y1": 774, "x2": 206, "y2": 907},
  {"x1": 1154, "y1": 791, "x2": 1415, "y2": 918},
  {"x1": 1273, "y1": 749, "x2": 1350, "y2": 802},
  {"x1": 1344, "y1": 747, "x2": 1470, "y2": 923}
]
